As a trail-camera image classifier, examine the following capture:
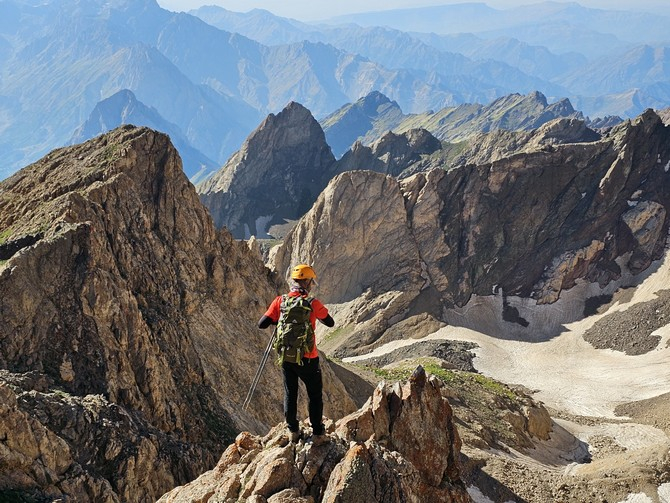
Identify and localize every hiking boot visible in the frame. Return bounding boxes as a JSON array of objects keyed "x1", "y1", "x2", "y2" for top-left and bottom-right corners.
[
  {"x1": 289, "y1": 429, "x2": 300, "y2": 443},
  {"x1": 311, "y1": 434, "x2": 329, "y2": 446}
]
